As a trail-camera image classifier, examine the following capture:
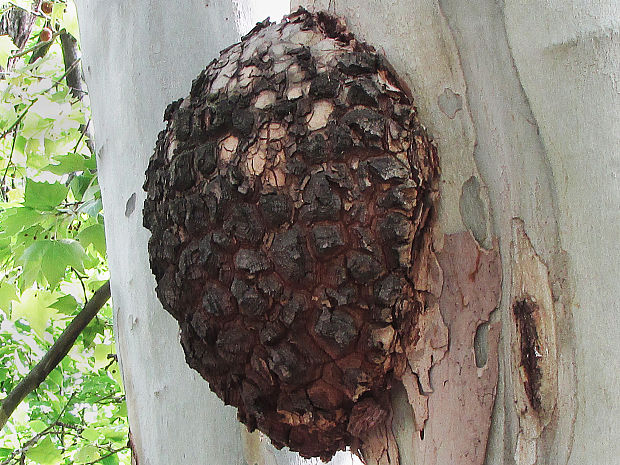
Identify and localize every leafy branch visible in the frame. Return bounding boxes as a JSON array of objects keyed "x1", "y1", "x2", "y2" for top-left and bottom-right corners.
[
  {"x1": 0, "y1": 420, "x2": 55, "y2": 465},
  {"x1": 0, "y1": 392, "x2": 75, "y2": 465},
  {"x1": 0, "y1": 280, "x2": 111, "y2": 431},
  {"x1": 0, "y1": 4, "x2": 127, "y2": 464}
]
